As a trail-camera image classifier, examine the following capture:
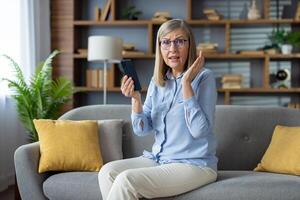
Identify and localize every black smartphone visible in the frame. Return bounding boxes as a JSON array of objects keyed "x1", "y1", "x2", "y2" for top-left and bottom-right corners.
[{"x1": 118, "y1": 59, "x2": 142, "y2": 91}]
